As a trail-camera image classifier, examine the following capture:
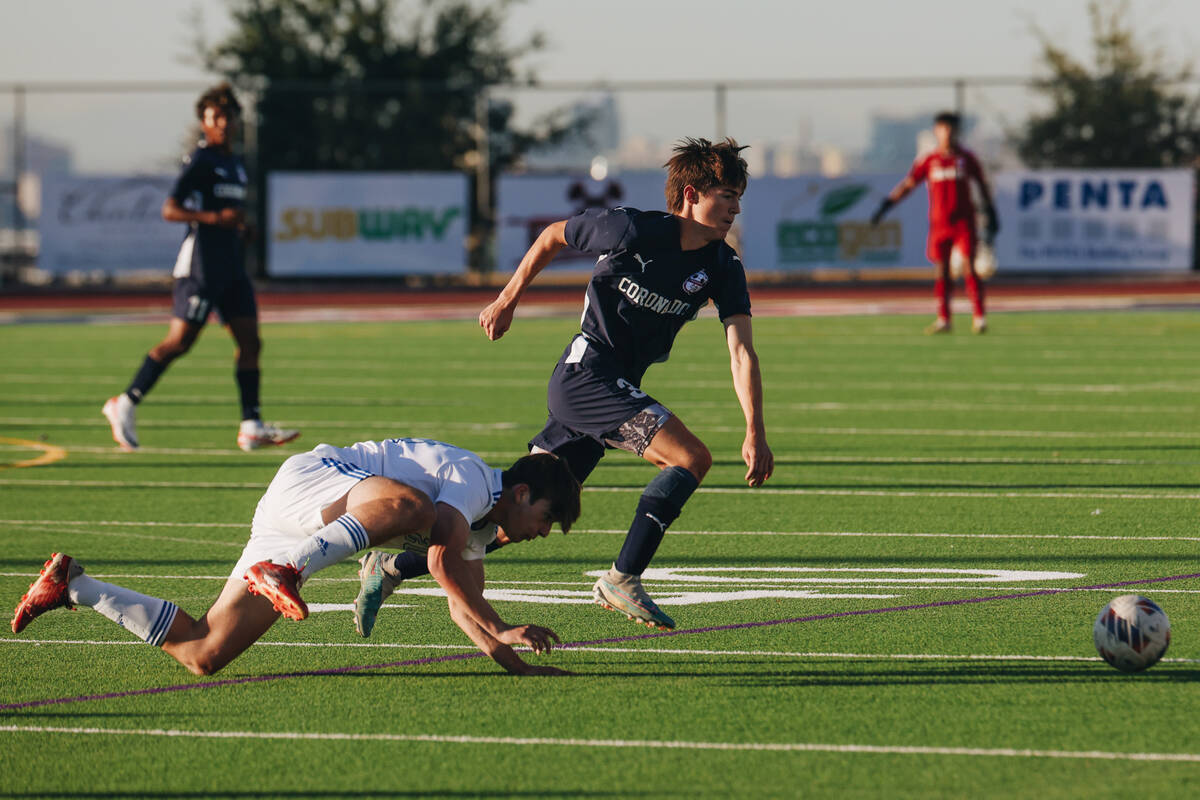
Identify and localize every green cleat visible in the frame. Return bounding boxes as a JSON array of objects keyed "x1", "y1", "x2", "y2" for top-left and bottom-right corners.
[
  {"x1": 354, "y1": 551, "x2": 401, "y2": 637},
  {"x1": 592, "y1": 566, "x2": 675, "y2": 631}
]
